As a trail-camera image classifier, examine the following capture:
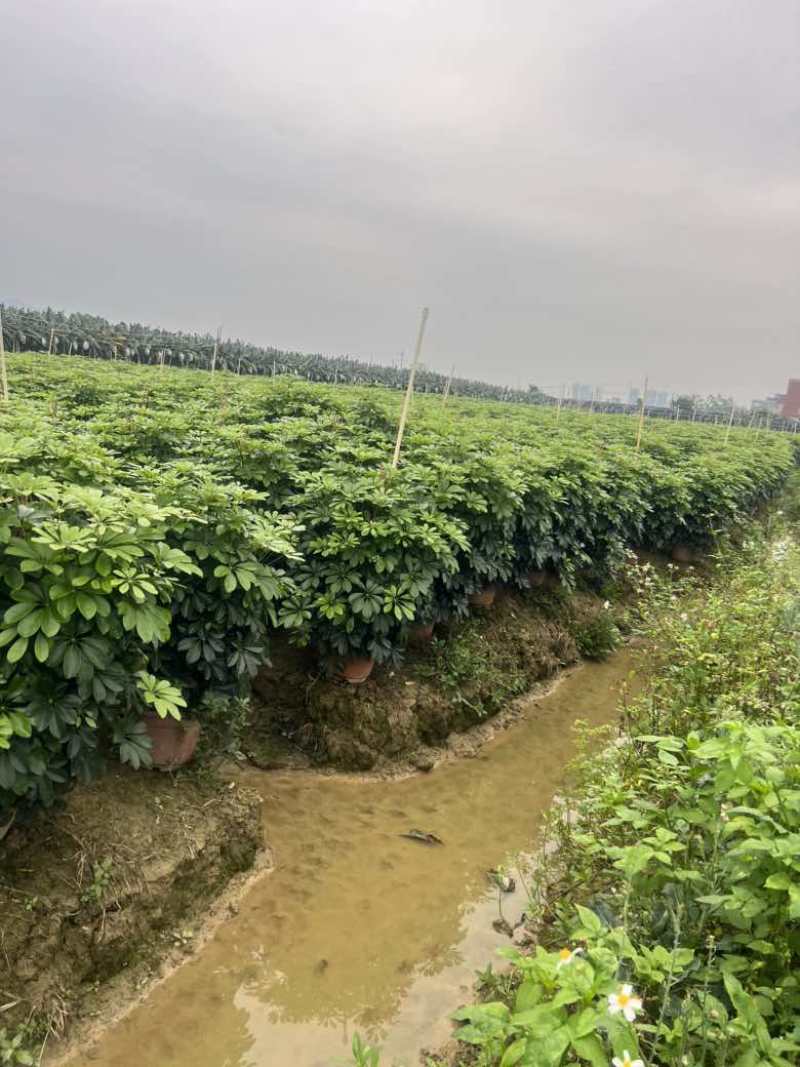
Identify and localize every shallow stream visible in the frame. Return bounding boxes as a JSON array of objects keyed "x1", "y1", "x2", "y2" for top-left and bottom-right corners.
[{"x1": 72, "y1": 651, "x2": 636, "y2": 1067}]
